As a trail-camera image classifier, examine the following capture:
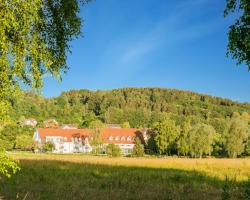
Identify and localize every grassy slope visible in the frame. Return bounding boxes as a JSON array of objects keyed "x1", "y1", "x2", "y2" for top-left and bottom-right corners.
[{"x1": 0, "y1": 153, "x2": 250, "y2": 200}]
